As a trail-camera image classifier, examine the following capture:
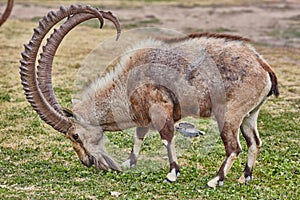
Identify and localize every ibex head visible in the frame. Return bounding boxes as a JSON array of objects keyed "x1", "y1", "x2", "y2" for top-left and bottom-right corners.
[
  {"x1": 63, "y1": 109, "x2": 121, "y2": 171},
  {"x1": 20, "y1": 5, "x2": 121, "y2": 171}
]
